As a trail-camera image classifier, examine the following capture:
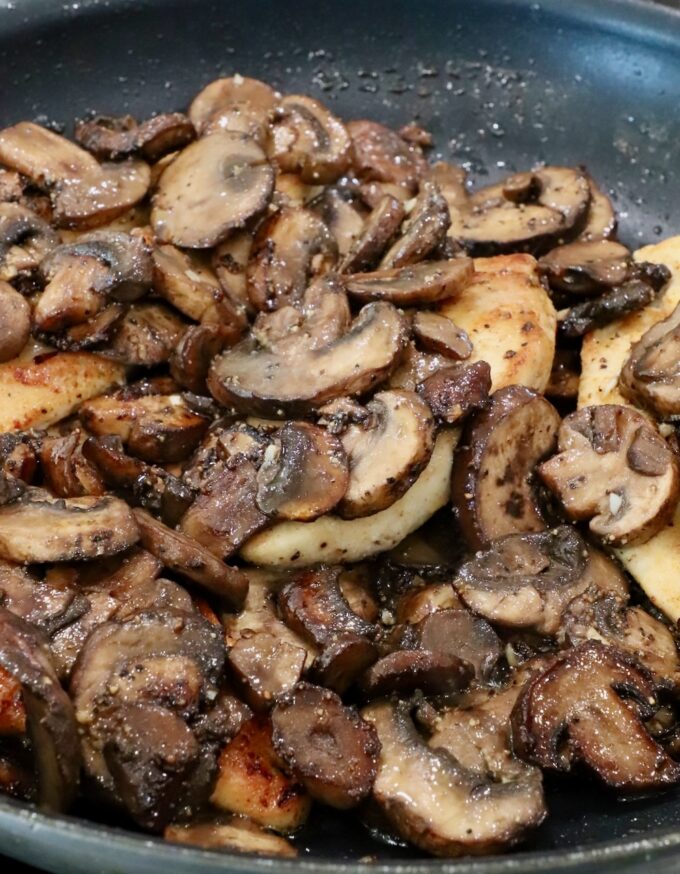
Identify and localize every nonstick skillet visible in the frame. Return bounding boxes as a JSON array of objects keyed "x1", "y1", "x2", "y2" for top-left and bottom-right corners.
[{"x1": 1, "y1": 0, "x2": 680, "y2": 871}]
